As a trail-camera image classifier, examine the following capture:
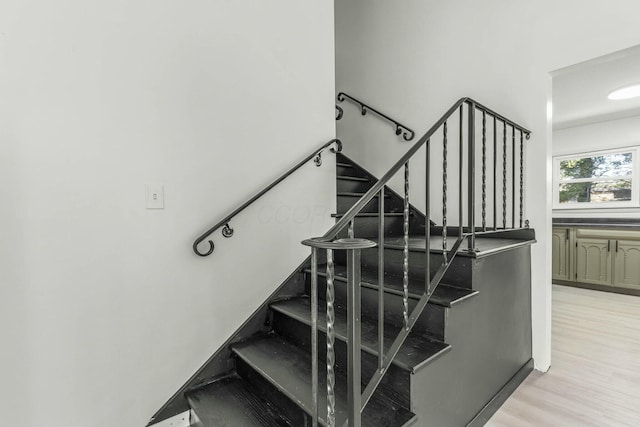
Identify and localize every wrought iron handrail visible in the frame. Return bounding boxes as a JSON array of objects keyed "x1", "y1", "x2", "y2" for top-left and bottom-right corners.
[
  {"x1": 304, "y1": 97, "x2": 531, "y2": 426},
  {"x1": 192, "y1": 138, "x2": 342, "y2": 257},
  {"x1": 337, "y1": 92, "x2": 415, "y2": 141}
]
